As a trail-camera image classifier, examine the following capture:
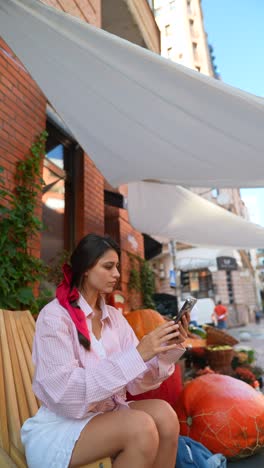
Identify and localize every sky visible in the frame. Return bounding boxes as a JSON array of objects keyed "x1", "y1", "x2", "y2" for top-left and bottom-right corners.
[{"x1": 201, "y1": 0, "x2": 264, "y2": 226}]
